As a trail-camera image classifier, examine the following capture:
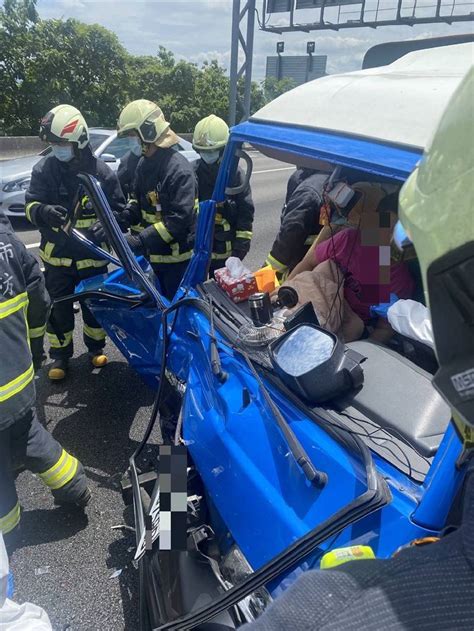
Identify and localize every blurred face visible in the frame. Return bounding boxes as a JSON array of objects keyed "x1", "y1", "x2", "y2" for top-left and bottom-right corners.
[
  {"x1": 50, "y1": 141, "x2": 74, "y2": 162},
  {"x1": 123, "y1": 132, "x2": 157, "y2": 158},
  {"x1": 199, "y1": 149, "x2": 220, "y2": 165},
  {"x1": 125, "y1": 132, "x2": 144, "y2": 157}
]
